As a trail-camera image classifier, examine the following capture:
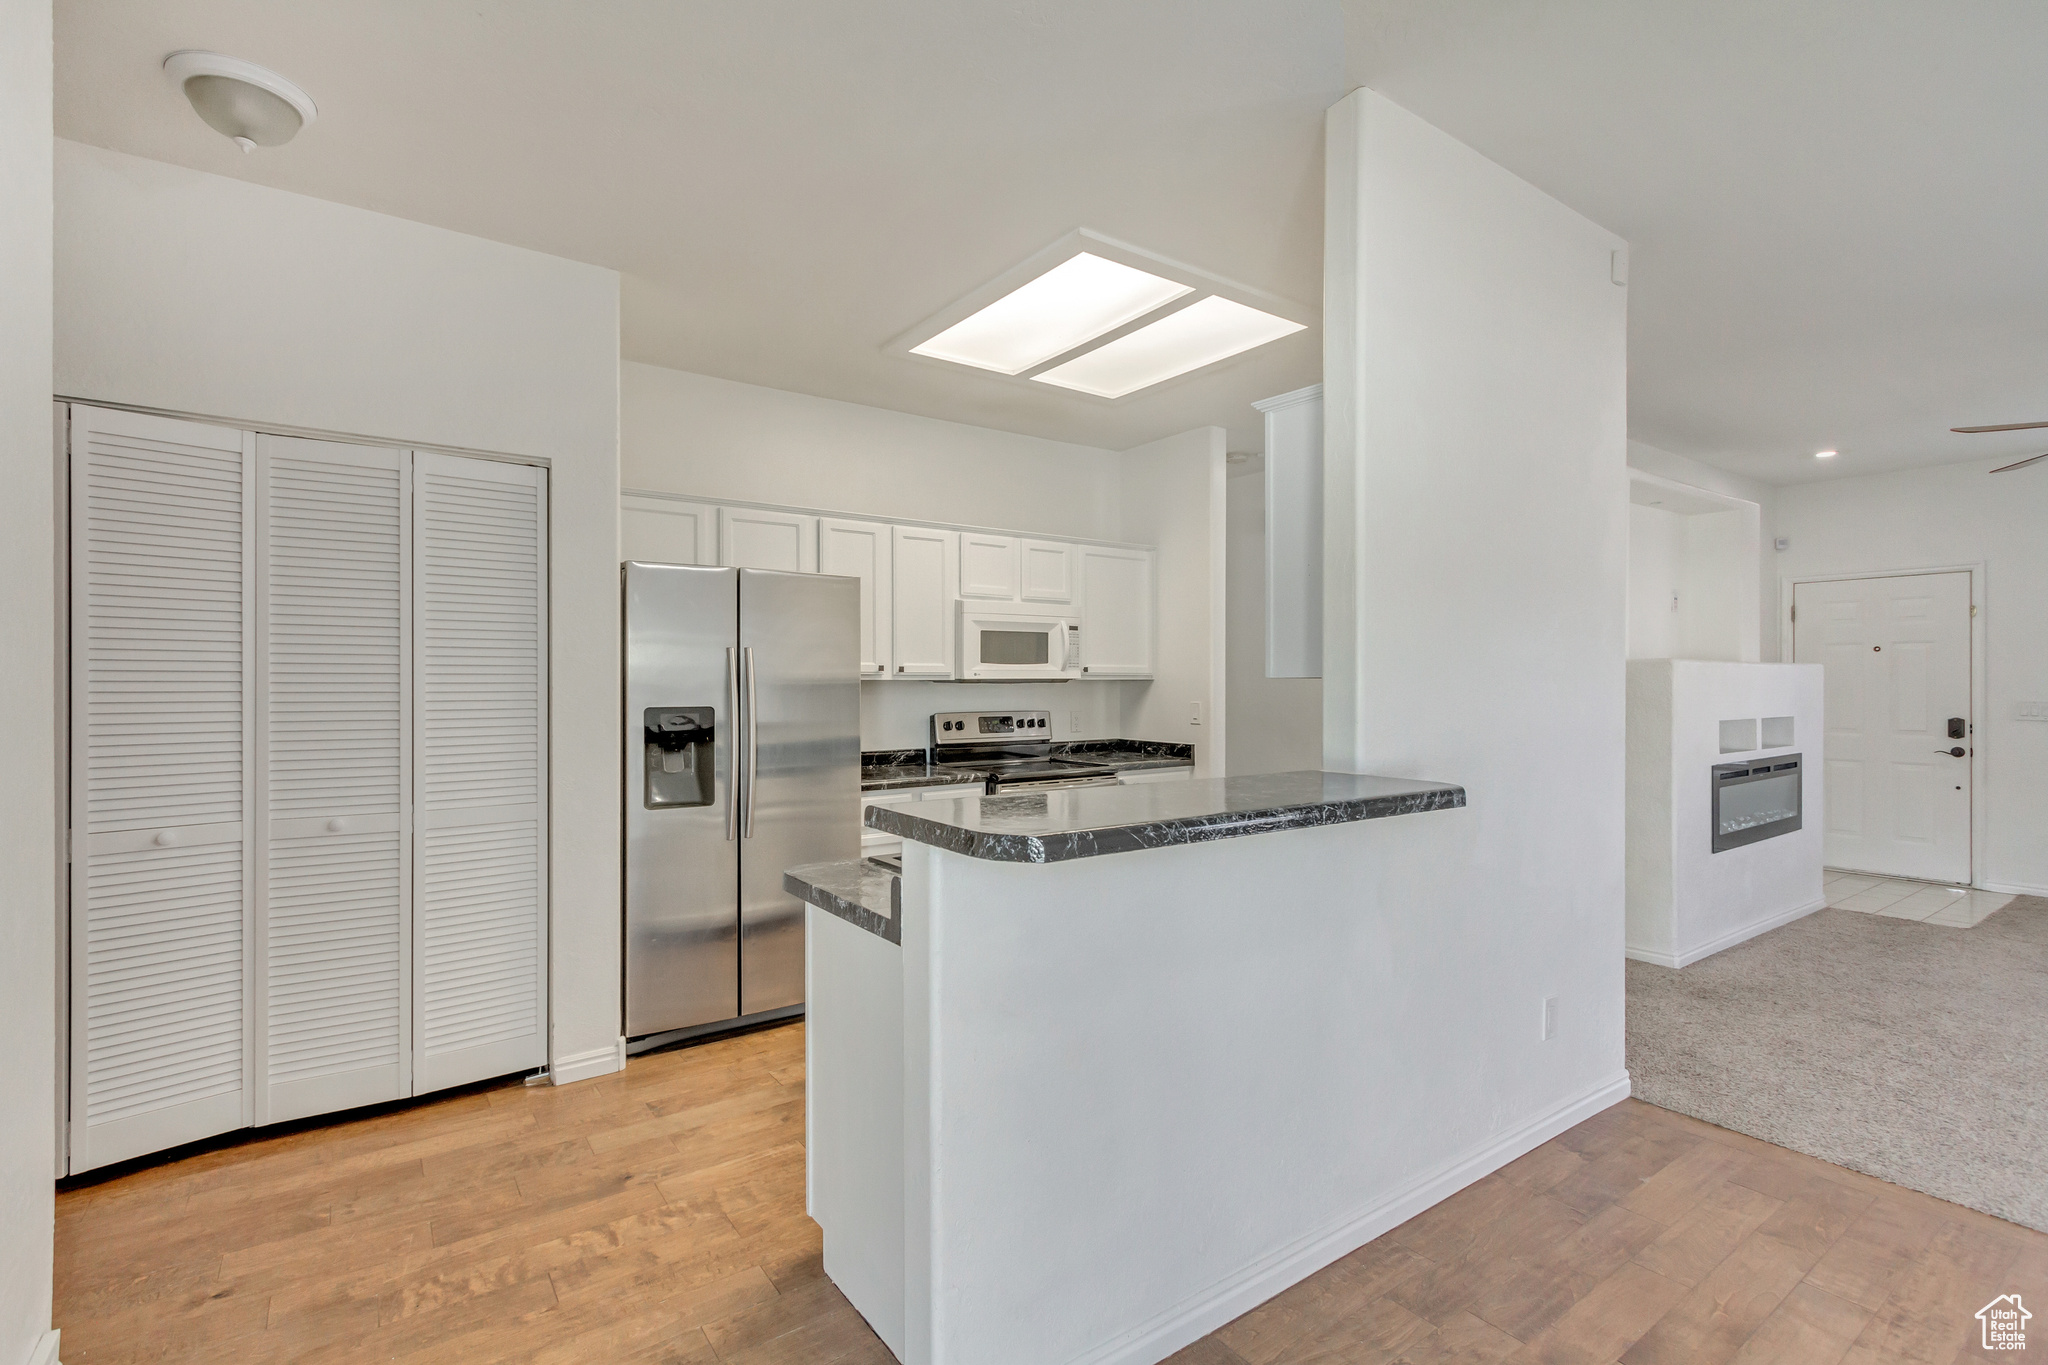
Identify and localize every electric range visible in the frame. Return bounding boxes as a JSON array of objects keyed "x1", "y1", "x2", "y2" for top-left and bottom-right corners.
[{"x1": 930, "y1": 709, "x2": 1120, "y2": 793}]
